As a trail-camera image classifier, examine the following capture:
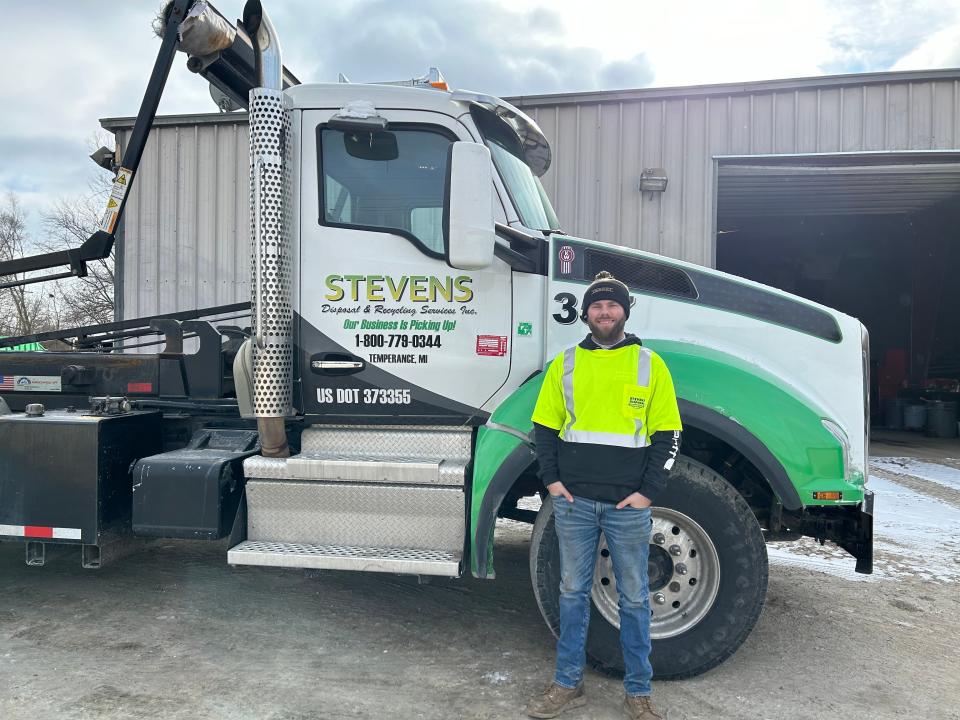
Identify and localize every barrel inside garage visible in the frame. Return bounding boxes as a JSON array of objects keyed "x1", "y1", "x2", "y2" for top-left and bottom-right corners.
[{"x1": 715, "y1": 153, "x2": 960, "y2": 433}]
